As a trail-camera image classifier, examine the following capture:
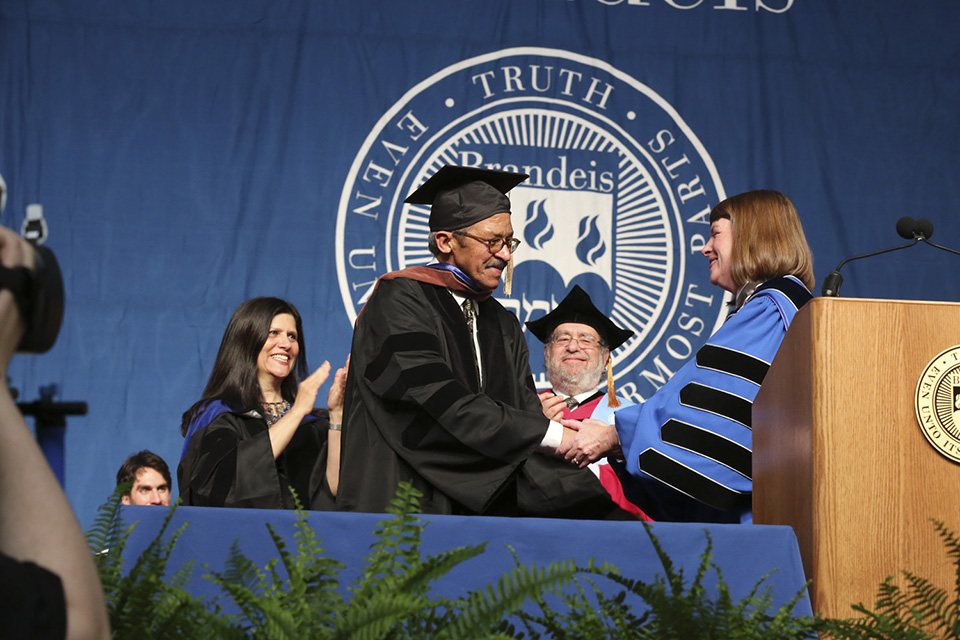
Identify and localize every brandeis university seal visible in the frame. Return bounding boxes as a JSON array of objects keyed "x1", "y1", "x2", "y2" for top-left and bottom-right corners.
[
  {"x1": 336, "y1": 47, "x2": 728, "y2": 400},
  {"x1": 915, "y1": 346, "x2": 960, "y2": 464}
]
